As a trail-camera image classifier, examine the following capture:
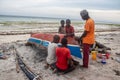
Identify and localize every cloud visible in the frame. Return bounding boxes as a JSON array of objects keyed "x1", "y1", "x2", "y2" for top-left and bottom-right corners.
[
  {"x1": 0, "y1": 0, "x2": 120, "y2": 23},
  {"x1": 89, "y1": 10, "x2": 120, "y2": 23}
]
